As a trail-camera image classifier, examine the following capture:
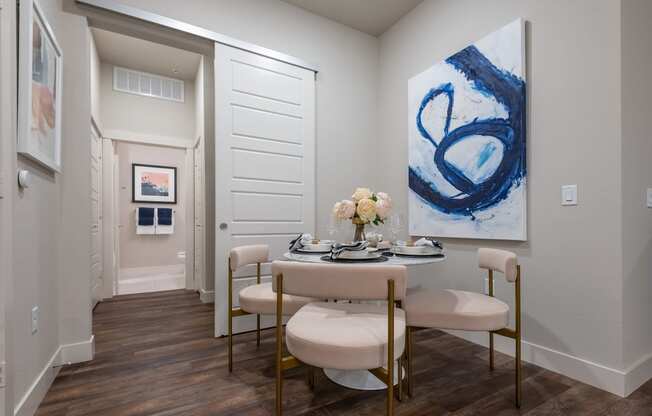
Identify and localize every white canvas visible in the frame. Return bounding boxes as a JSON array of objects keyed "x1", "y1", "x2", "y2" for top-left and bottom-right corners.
[{"x1": 408, "y1": 19, "x2": 527, "y2": 240}]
